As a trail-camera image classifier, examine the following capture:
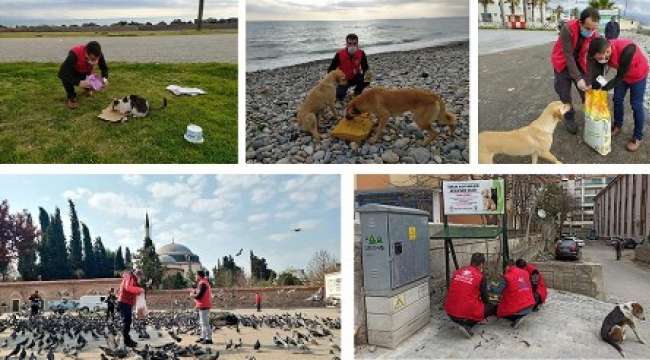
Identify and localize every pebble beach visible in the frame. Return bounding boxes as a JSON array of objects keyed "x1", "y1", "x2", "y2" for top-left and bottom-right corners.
[{"x1": 246, "y1": 41, "x2": 469, "y2": 164}]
